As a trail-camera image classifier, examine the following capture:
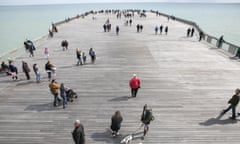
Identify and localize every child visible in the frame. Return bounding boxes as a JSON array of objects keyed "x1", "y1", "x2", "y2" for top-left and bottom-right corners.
[{"x1": 44, "y1": 47, "x2": 49, "y2": 59}]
